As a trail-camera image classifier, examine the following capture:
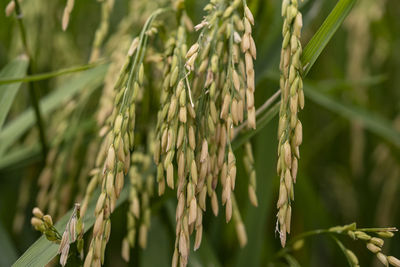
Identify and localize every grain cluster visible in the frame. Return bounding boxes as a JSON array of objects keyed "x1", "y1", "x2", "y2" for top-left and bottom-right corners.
[{"x1": 276, "y1": 0, "x2": 304, "y2": 248}]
